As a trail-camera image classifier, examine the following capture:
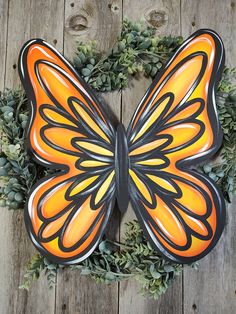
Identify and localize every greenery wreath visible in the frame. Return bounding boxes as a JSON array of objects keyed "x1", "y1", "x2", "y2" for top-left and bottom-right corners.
[{"x1": 0, "y1": 19, "x2": 235, "y2": 299}]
